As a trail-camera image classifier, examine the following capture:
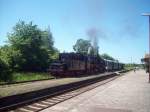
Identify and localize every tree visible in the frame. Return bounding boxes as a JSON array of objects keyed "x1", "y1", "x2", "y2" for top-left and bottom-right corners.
[
  {"x1": 0, "y1": 45, "x2": 22, "y2": 71},
  {"x1": 73, "y1": 39, "x2": 92, "y2": 55},
  {"x1": 7, "y1": 21, "x2": 54, "y2": 71},
  {"x1": 50, "y1": 48, "x2": 59, "y2": 60},
  {"x1": 101, "y1": 53, "x2": 115, "y2": 60},
  {"x1": 41, "y1": 27, "x2": 54, "y2": 52},
  {"x1": 0, "y1": 57, "x2": 12, "y2": 82},
  {"x1": 41, "y1": 28, "x2": 59, "y2": 60}
]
